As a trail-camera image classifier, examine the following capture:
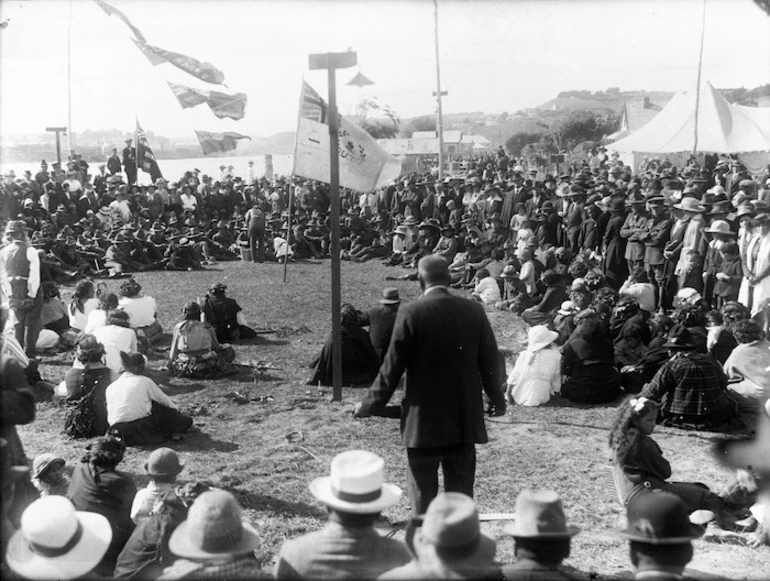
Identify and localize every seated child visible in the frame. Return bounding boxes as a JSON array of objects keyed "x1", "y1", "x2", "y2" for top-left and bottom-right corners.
[
  {"x1": 31, "y1": 453, "x2": 69, "y2": 497},
  {"x1": 131, "y1": 448, "x2": 185, "y2": 525}
]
